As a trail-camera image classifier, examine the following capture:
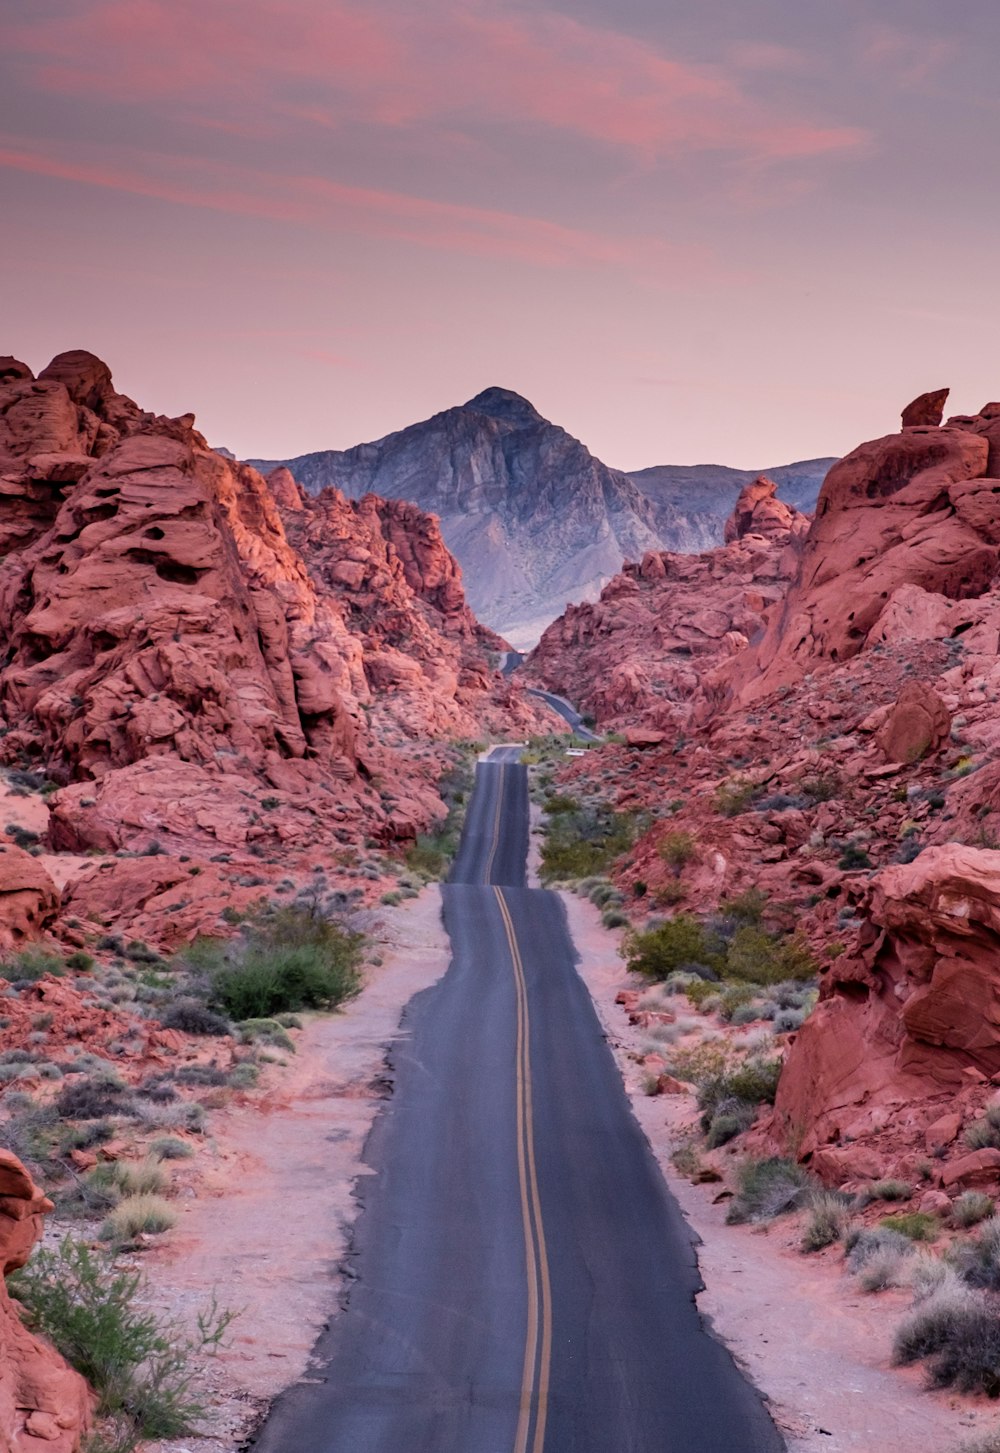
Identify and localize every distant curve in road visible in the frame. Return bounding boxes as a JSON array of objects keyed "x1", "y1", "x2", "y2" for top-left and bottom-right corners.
[
  {"x1": 524, "y1": 687, "x2": 601, "y2": 742},
  {"x1": 251, "y1": 748, "x2": 784, "y2": 1453}
]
